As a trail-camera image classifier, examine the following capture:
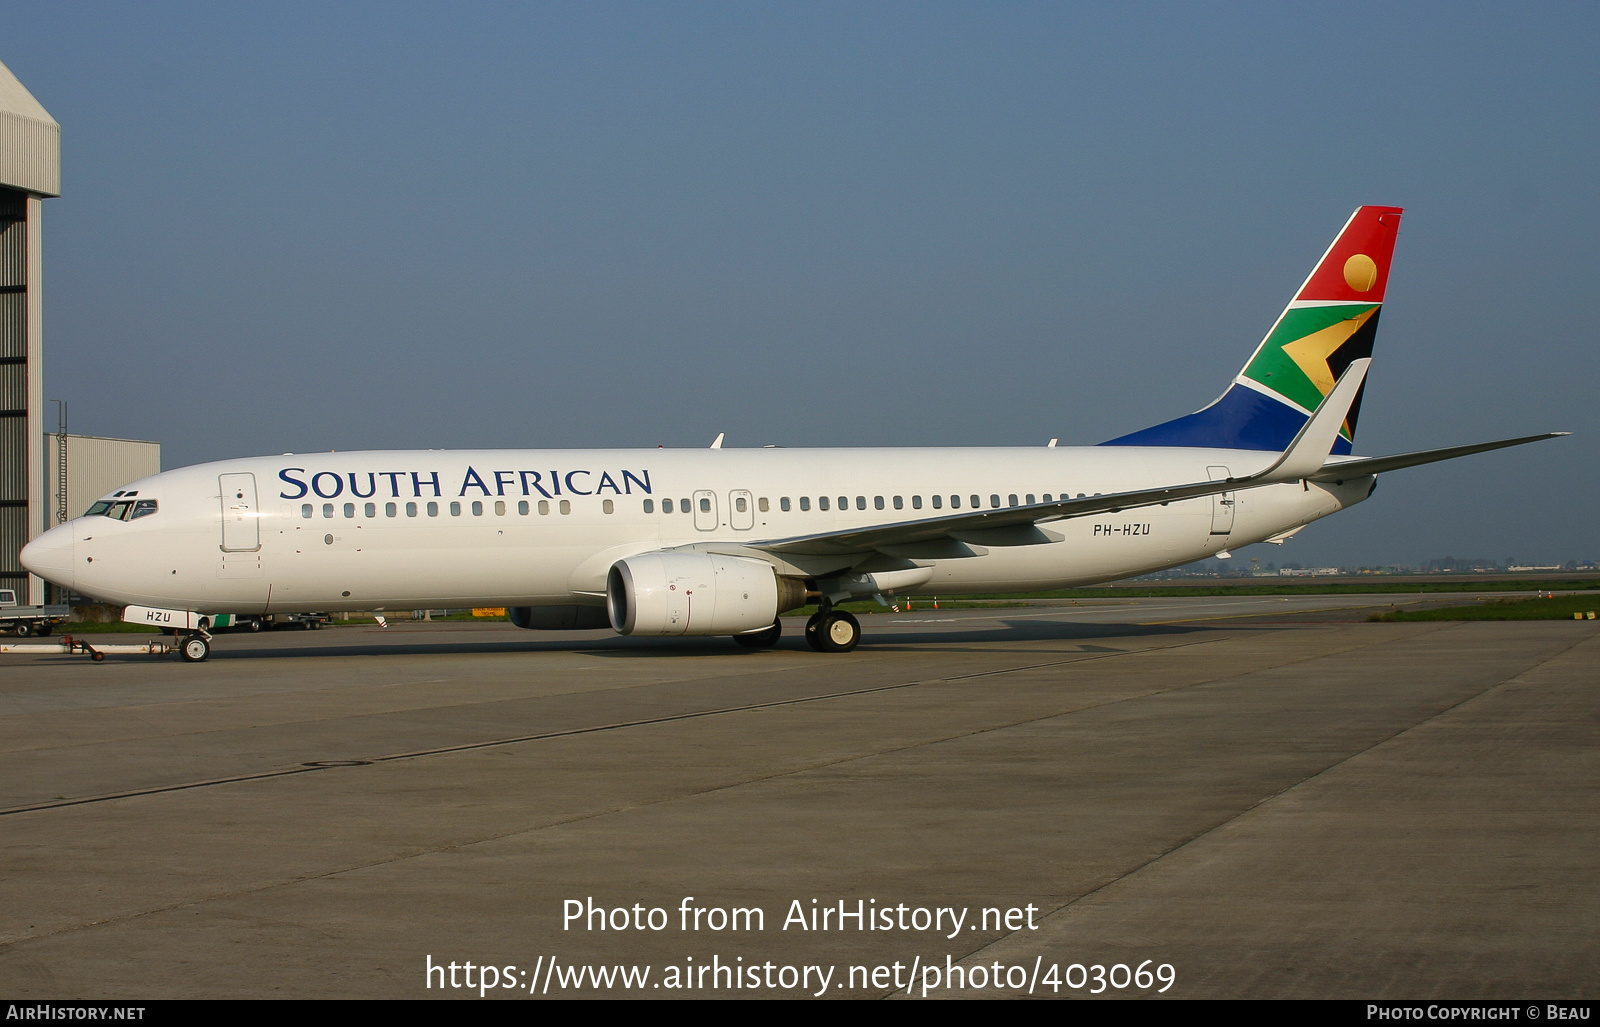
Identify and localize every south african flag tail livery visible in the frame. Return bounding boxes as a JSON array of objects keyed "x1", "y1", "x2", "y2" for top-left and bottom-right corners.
[{"x1": 1103, "y1": 205, "x2": 1402, "y2": 454}]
